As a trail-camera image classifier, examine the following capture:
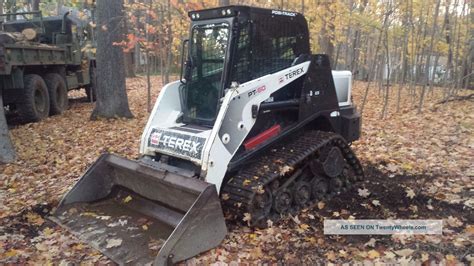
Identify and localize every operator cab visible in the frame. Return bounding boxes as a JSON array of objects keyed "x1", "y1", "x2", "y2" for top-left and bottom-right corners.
[{"x1": 181, "y1": 6, "x2": 310, "y2": 127}]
